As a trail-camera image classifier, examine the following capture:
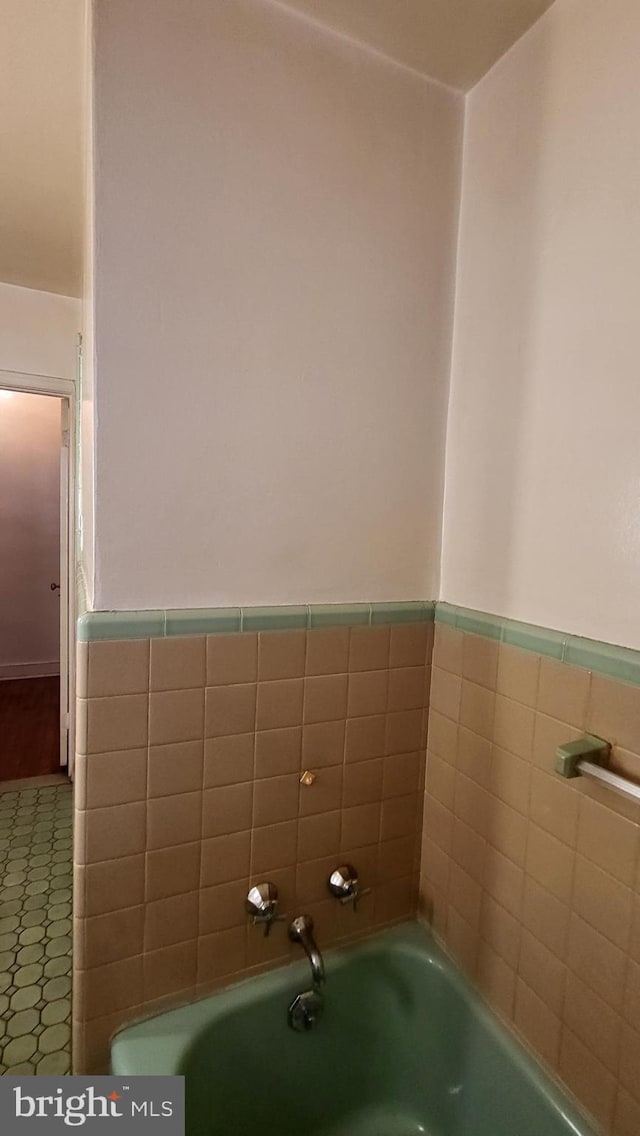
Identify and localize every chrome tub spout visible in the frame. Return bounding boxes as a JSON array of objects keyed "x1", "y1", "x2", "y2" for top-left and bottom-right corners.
[{"x1": 289, "y1": 914, "x2": 325, "y2": 987}]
